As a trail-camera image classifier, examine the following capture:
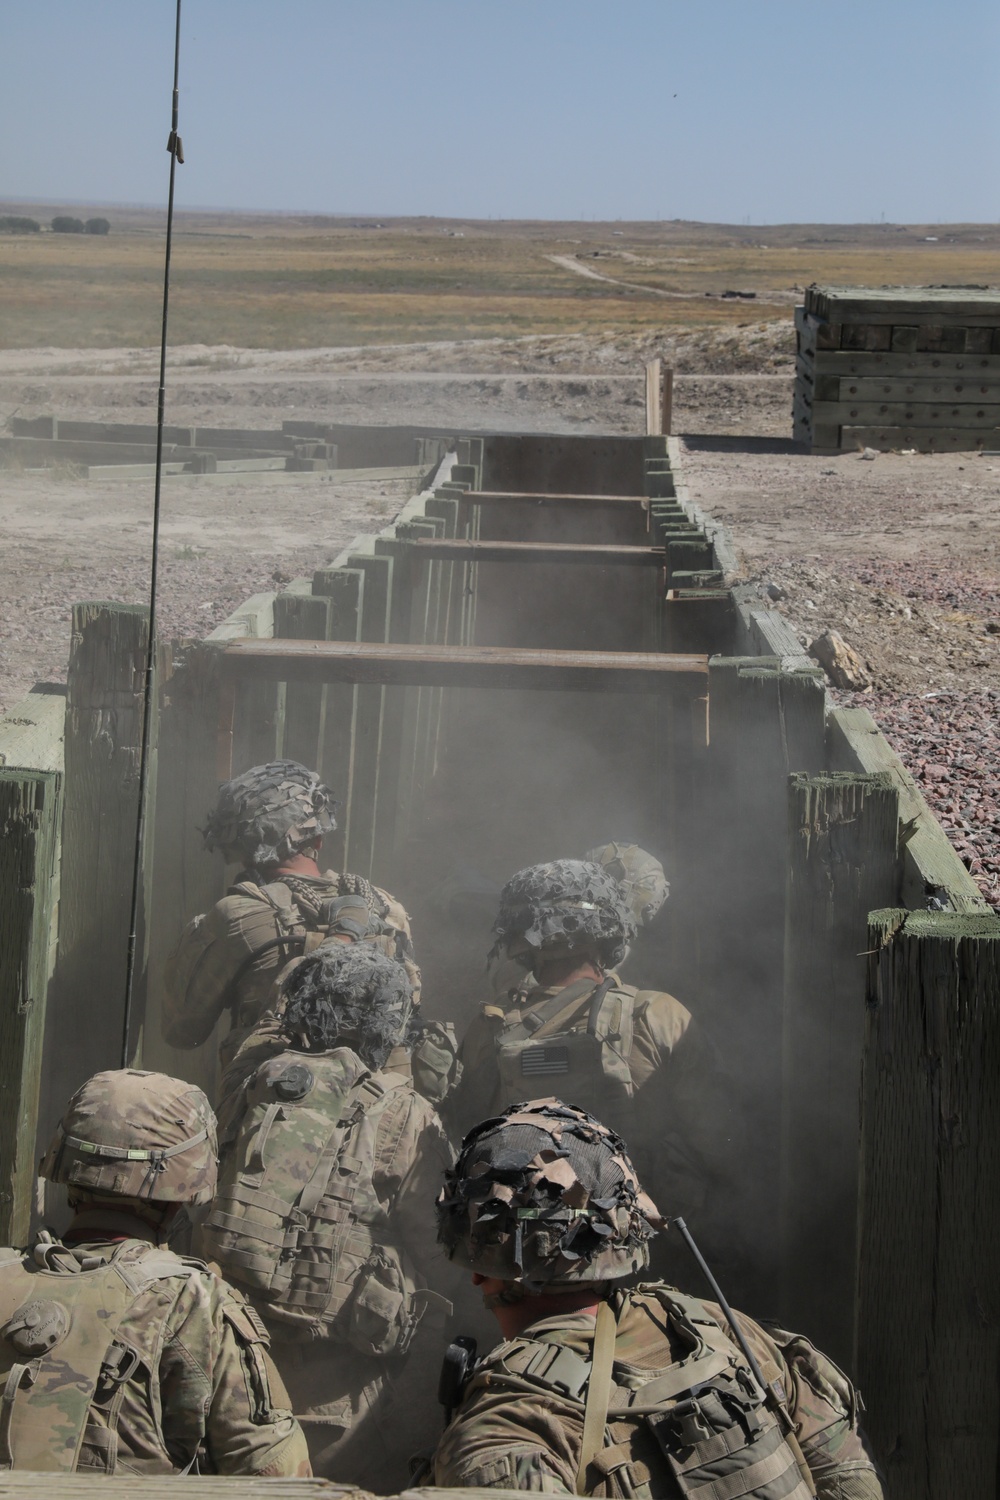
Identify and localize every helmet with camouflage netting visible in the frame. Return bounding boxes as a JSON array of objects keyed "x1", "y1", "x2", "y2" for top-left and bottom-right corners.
[
  {"x1": 489, "y1": 859, "x2": 637, "y2": 971},
  {"x1": 585, "y1": 842, "x2": 669, "y2": 928},
  {"x1": 41, "y1": 1070, "x2": 219, "y2": 1205},
  {"x1": 279, "y1": 939, "x2": 414, "y2": 1071},
  {"x1": 202, "y1": 759, "x2": 337, "y2": 869},
  {"x1": 436, "y1": 1097, "x2": 662, "y2": 1289}
]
